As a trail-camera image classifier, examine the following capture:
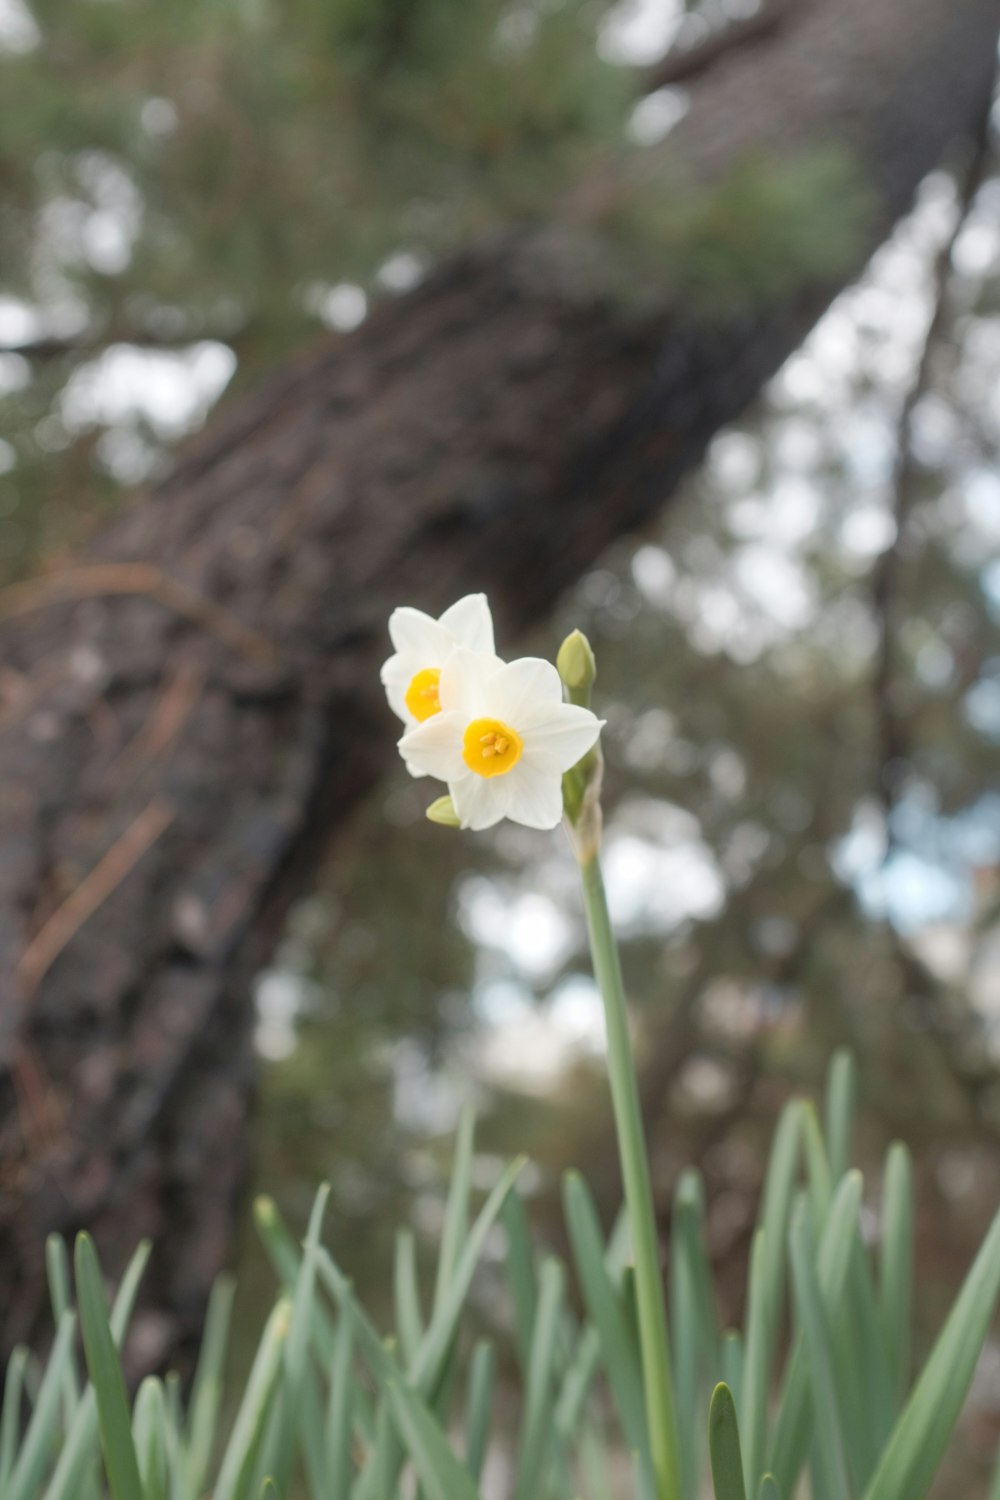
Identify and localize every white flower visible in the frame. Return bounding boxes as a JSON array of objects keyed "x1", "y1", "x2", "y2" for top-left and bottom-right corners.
[
  {"x1": 380, "y1": 594, "x2": 498, "y2": 728},
  {"x1": 399, "y1": 649, "x2": 604, "y2": 831}
]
